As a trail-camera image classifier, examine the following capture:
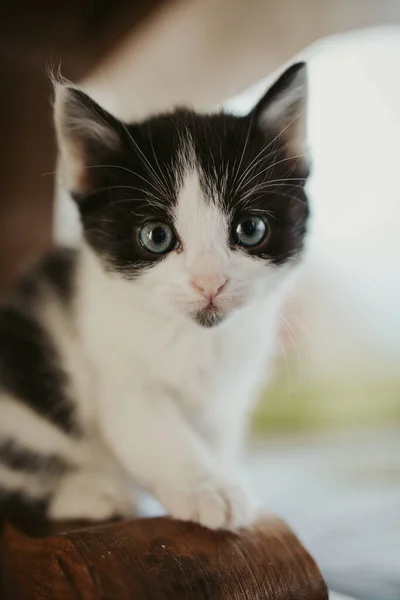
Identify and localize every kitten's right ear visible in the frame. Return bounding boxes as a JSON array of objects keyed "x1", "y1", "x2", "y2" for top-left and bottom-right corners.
[
  {"x1": 54, "y1": 84, "x2": 123, "y2": 196},
  {"x1": 252, "y1": 62, "x2": 310, "y2": 172}
]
